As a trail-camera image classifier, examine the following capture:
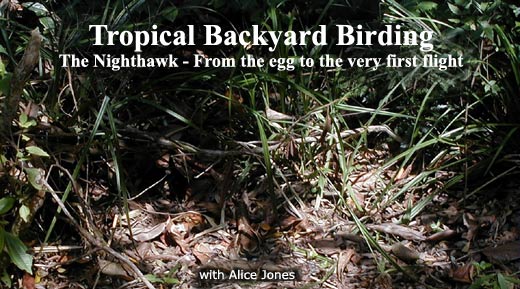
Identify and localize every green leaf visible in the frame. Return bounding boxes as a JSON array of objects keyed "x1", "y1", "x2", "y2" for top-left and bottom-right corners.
[
  {"x1": 0, "y1": 58, "x2": 5, "y2": 78},
  {"x1": 19, "y1": 205, "x2": 31, "y2": 223},
  {"x1": 454, "y1": 0, "x2": 470, "y2": 7},
  {"x1": 4, "y1": 232, "x2": 33, "y2": 274},
  {"x1": 21, "y1": 2, "x2": 49, "y2": 16},
  {"x1": 39, "y1": 16, "x2": 56, "y2": 31},
  {"x1": 0, "y1": 45, "x2": 7, "y2": 55},
  {"x1": 161, "y1": 6, "x2": 178, "y2": 22},
  {"x1": 497, "y1": 273, "x2": 512, "y2": 289},
  {"x1": 1, "y1": 268, "x2": 11, "y2": 287},
  {"x1": 163, "y1": 277, "x2": 180, "y2": 285},
  {"x1": 22, "y1": 1, "x2": 55, "y2": 32},
  {"x1": 482, "y1": 25, "x2": 495, "y2": 40},
  {"x1": 20, "y1": 119, "x2": 37, "y2": 129},
  {"x1": 145, "y1": 274, "x2": 163, "y2": 283},
  {"x1": 0, "y1": 197, "x2": 15, "y2": 215},
  {"x1": 19, "y1": 113, "x2": 37, "y2": 129},
  {"x1": 448, "y1": 3, "x2": 461, "y2": 15},
  {"x1": 19, "y1": 113, "x2": 28, "y2": 125},
  {"x1": 26, "y1": 146, "x2": 50, "y2": 157},
  {"x1": 144, "y1": 274, "x2": 179, "y2": 285},
  {"x1": 504, "y1": 276, "x2": 520, "y2": 284},
  {"x1": 21, "y1": 134, "x2": 31, "y2": 142},
  {"x1": 16, "y1": 151, "x2": 26, "y2": 160},
  {"x1": 24, "y1": 167, "x2": 44, "y2": 190},
  {"x1": 0, "y1": 72, "x2": 10, "y2": 97},
  {"x1": 417, "y1": 1, "x2": 438, "y2": 12}
]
